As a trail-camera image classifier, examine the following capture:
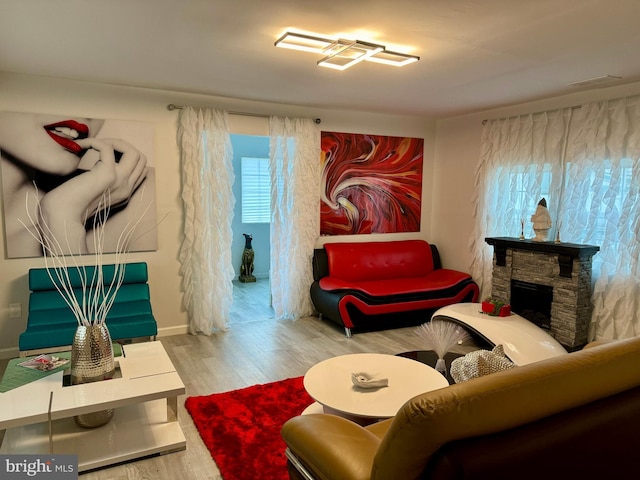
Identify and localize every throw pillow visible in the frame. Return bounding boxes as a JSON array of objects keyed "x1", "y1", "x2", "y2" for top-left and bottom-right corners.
[{"x1": 450, "y1": 344, "x2": 515, "y2": 383}]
